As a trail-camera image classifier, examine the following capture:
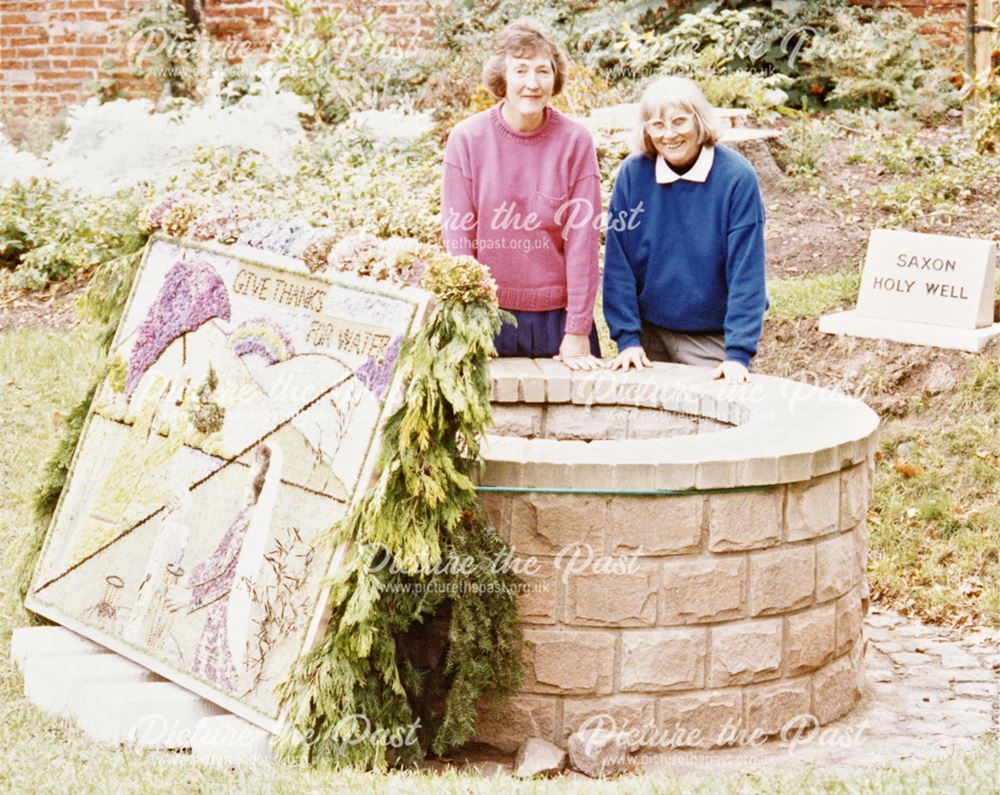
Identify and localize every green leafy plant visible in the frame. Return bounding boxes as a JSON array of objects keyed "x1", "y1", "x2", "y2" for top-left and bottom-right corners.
[
  {"x1": 273, "y1": 0, "x2": 424, "y2": 126},
  {"x1": 0, "y1": 179, "x2": 149, "y2": 290},
  {"x1": 115, "y1": 0, "x2": 202, "y2": 98},
  {"x1": 275, "y1": 256, "x2": 523, "y2": 769},
  {"x1": 770, "y1": 110, "x2": 833, "y2": 182}
]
